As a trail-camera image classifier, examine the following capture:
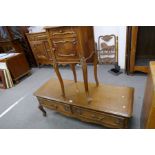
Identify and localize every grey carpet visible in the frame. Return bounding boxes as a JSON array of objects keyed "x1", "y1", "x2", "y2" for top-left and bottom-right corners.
[{"x1": 0, "y1": 64, "x2": 146, "y2": 129}]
